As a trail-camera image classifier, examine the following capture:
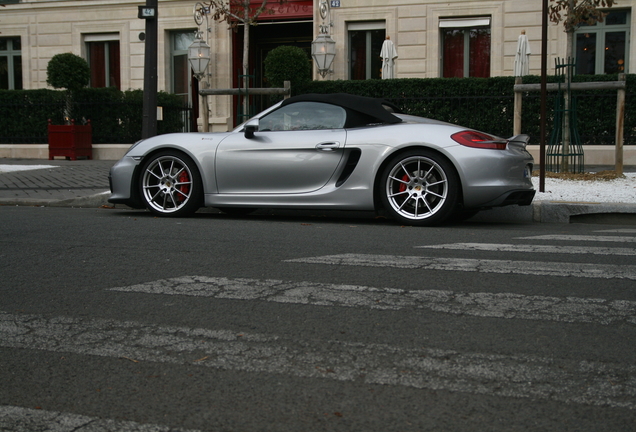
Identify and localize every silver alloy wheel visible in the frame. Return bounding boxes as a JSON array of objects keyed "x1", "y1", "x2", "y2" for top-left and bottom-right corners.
[
  {"x1": 141, "y1": 155, "x2": 194, "y2": 214},
  {"x1": 385, "y1": 155, "x2": 449, "y2": 220}
]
